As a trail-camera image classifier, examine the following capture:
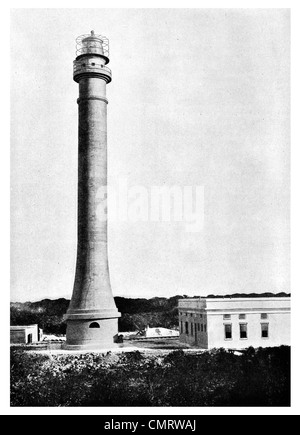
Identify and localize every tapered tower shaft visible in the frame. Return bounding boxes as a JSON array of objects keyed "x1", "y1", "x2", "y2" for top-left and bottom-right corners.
[{"x1": 65, "y1": 32, "x2": 120, "y2": 350}]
